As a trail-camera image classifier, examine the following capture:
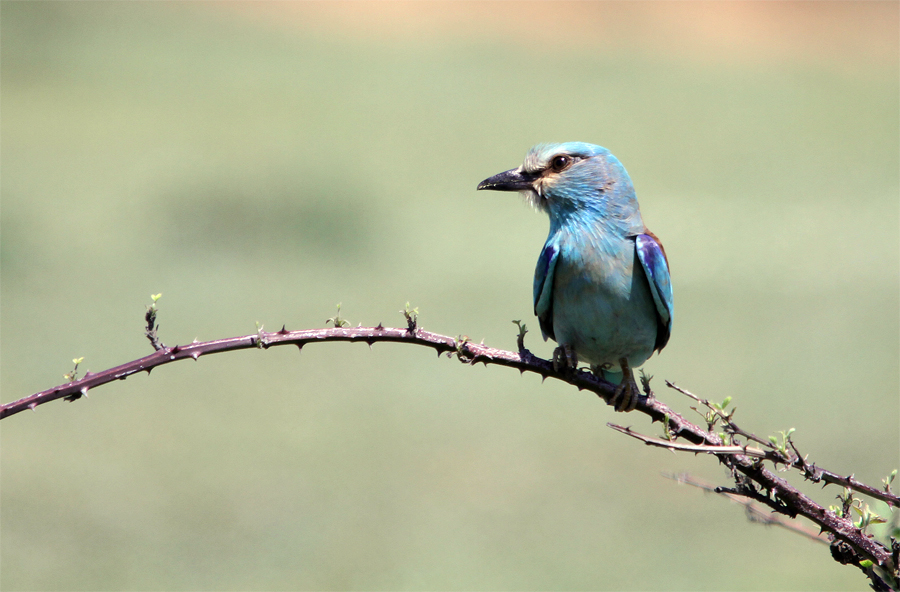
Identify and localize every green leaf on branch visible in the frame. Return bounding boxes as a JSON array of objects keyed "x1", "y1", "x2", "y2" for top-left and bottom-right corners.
[{"x1": 326, "y1": 303, "x2": 350, "y2": 328}]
